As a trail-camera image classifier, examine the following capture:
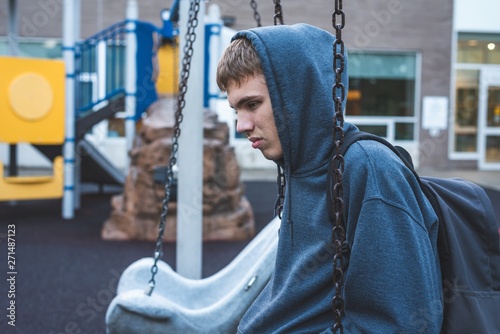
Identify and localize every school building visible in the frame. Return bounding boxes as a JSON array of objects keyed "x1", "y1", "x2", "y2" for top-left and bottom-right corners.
[{"x1": 1, "y1": 0, "x2": 499, "y2": 173}]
